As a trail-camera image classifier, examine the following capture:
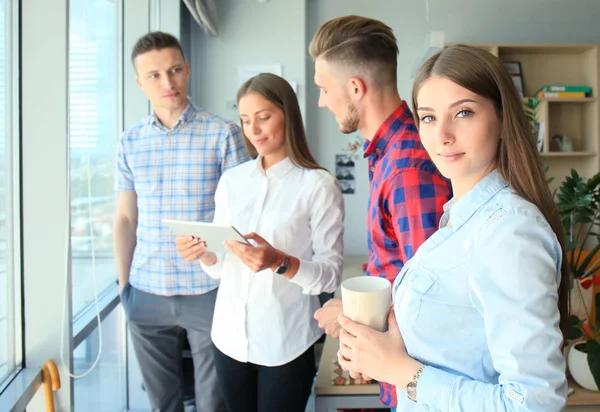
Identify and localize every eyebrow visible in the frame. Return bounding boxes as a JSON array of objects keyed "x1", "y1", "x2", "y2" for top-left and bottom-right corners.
[
  {"x1": 239, "y1": 109, "x2": 270, "y2": 117},
  {"x1": 417, "y1": 98, "x2": 478, "y2": 112},
  {"x1": 145, "y1": 64, "x2": 183, "y2": 75}
]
